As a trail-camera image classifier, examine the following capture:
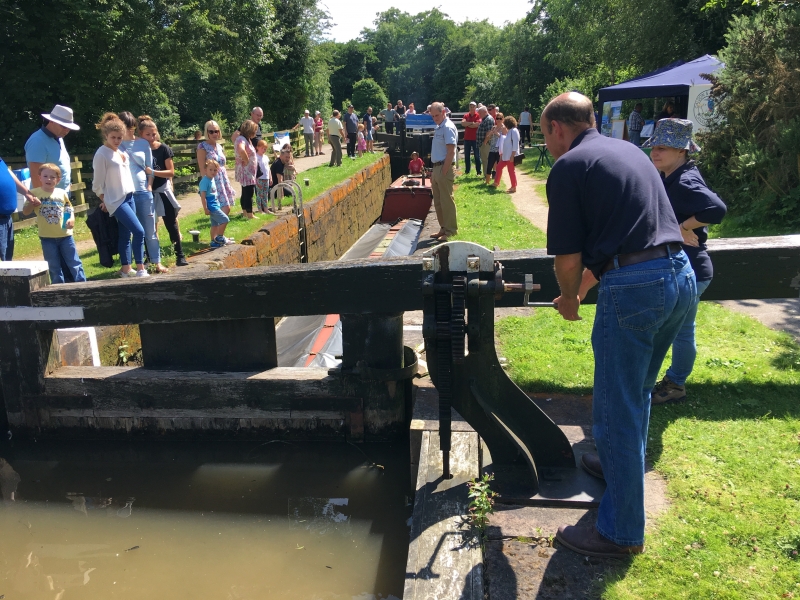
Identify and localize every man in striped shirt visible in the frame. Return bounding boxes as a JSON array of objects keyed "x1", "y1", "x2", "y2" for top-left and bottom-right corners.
[
  {"x1": 476, "y1": 105, "x2": 495, "y2": 182},
  {"x1": 628, "y1": 103, "x2": 644, "y2": 146}
]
